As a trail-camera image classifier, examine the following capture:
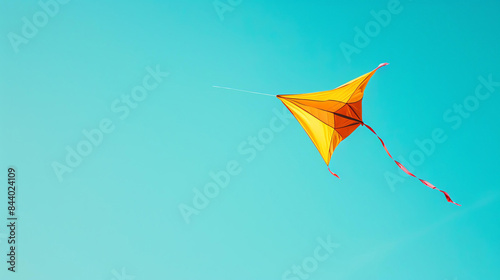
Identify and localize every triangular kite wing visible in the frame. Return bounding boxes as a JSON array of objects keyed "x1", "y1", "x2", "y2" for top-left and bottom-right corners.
[{"x1": 277, "y1": 63, "x2": 388, "y2": 165}]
